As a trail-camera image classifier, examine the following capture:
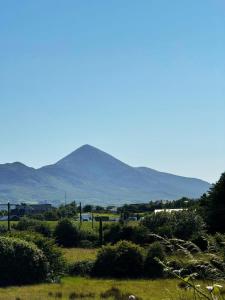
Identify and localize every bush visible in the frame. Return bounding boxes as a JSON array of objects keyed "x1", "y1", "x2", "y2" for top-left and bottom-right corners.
[
  {"x1": 13, "y1": 217, "x2": 38, "y2": 231},
  {"x1": 0, "y1": 225, "x2": 7, "y2": 234},
  {"x1": 103, "y1": 223, "x2": 121, "y2": 244},
  {"x1": 68, "y1": 260, "x2": 94, "y2": 276},
  {"x1": 93, "y1": 240, "x2": 144, "y2": 278},
  {"x1": 191, "y1": 235, "x2": 208, "y2": 251},
  {"x1": 142, "y1": 211, "x2": 205, "y2": 240},
  {"x1": 144, "y1": 242, "x2": 165, "y2": 278},
  {"x1": 79, "y1": 240, "x2": 95, "y2": 248},
  {"x1": 54, "y1": 219, "x2": 80, "y2": 247},
  {"x1": 0, "y1": 236, "x2": 48, "y2": 285},
  {"x1": 13, "y1": 217, "x2": 52, "y2": 237},
  {"x1": 80, "y1": 228, "x2": 98, "y2": 244},
  {"x1": 34, "y1": 222, "x2": 52, "y2": 237},
  {"x1": 104, "y1": 223, "x2": 150, "y2": 245},
  {"x1": 5, "y1": 231, "x2": 65, "y2": 277}
]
